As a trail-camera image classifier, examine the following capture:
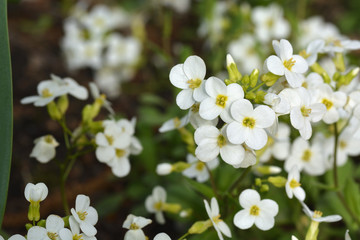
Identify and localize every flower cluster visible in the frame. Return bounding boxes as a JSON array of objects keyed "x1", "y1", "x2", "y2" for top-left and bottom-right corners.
[{"x1": 61, "y1": 3, "x2": 142, "y2": 98}]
